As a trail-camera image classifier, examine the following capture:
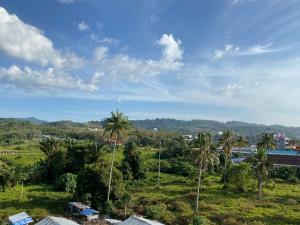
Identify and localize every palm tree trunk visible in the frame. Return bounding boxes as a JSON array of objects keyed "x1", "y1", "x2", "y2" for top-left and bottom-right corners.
[
  {"x1": 107, "y1": 140, "x2": 117, "y2": 203},
  {"x1": 259, "y1": 178, "x2": 262, "y2": 200},
  {"x1": 196, "y1": 164, "x2": 202, "y2": 213},
  {"x1": 224, "y1": 156, "x2": 227, "y2": 185},
  {"x1": 124, "y1": 203, "x2": 127, "y2": 217},
  {"x1": 158, "y1": 140, "x2": 161, "y2": 188}
]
